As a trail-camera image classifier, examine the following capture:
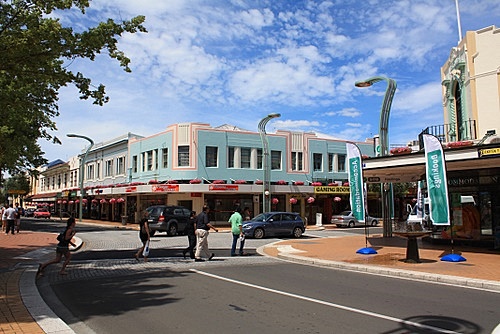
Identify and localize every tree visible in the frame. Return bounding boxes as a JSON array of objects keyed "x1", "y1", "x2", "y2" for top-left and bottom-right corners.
[{"x1": 0, "y1": 0, "x2": 146, "y2": 176}]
